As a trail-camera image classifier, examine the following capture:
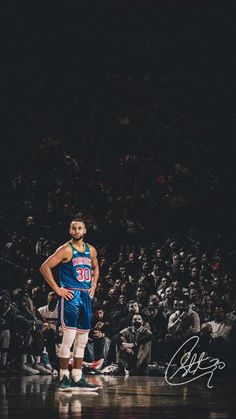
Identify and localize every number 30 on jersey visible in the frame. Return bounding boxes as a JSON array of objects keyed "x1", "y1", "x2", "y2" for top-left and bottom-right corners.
[{"x1": 76, "y1": 267, "x2": 91, "y2": 282}]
